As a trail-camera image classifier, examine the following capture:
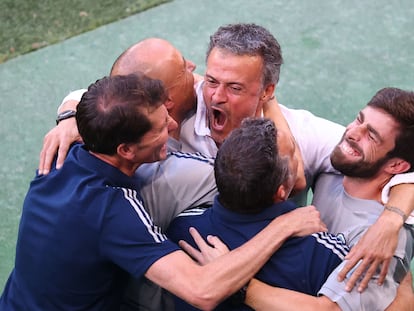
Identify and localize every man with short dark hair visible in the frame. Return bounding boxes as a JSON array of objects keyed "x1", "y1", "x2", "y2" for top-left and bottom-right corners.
[
  {"x1": 167, "y1": 118, "x2": 349, "y2": 310},
  {"x1": 244, "y1": 87, "x2": 414, "y2": 311}
]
